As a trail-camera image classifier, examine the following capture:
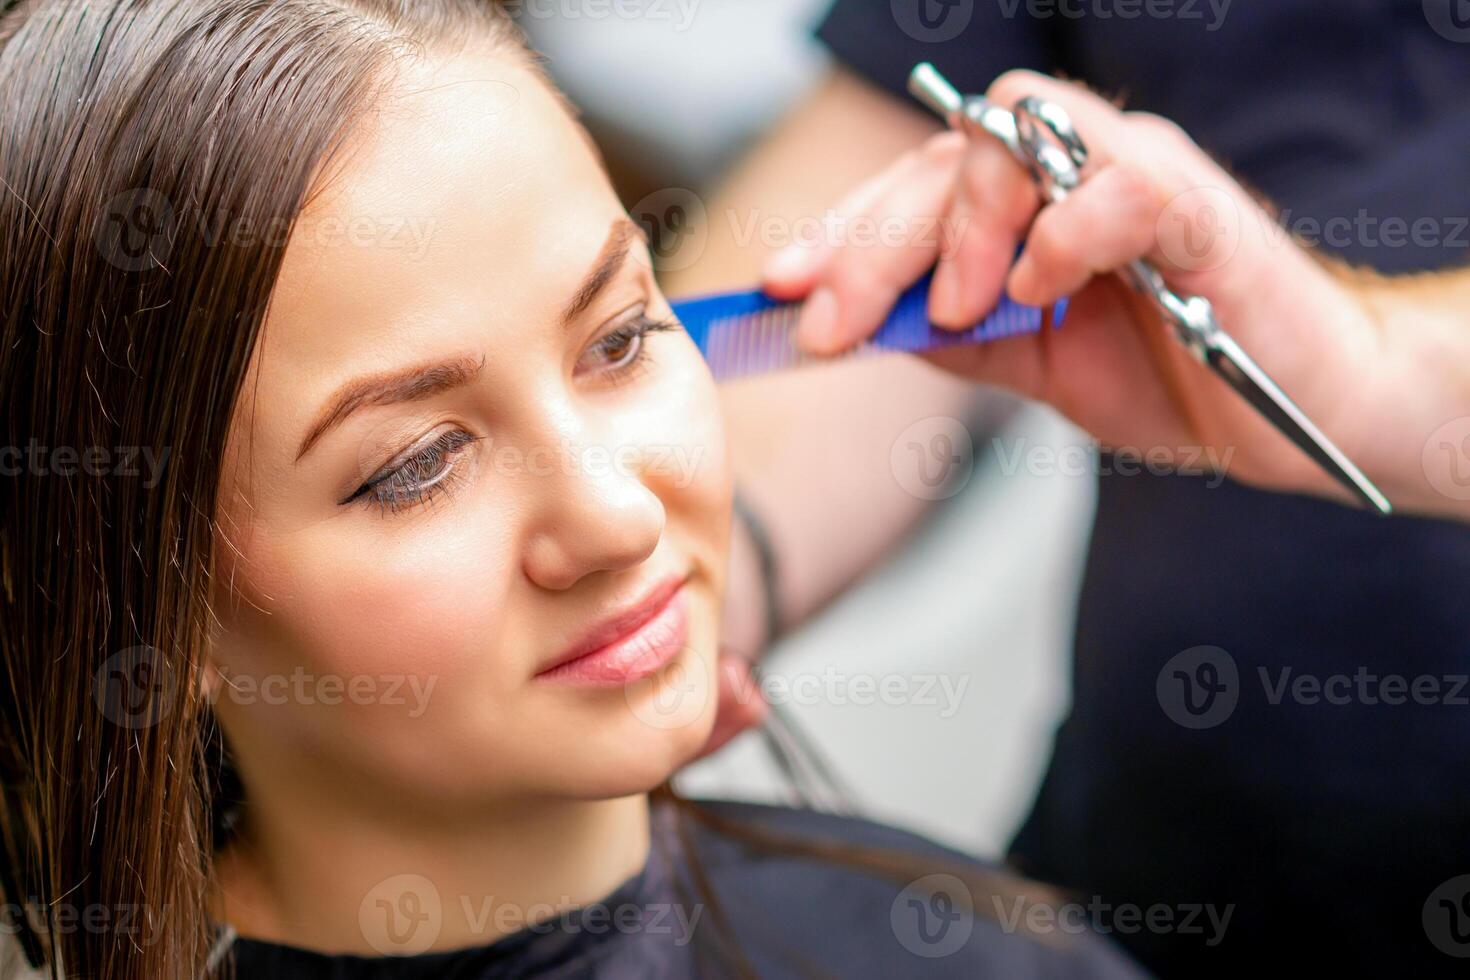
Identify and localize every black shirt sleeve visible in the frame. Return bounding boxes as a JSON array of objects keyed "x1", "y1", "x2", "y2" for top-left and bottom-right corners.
[{"x1": 815, "y1": 0, "x2": 1066, "y2": 103}]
